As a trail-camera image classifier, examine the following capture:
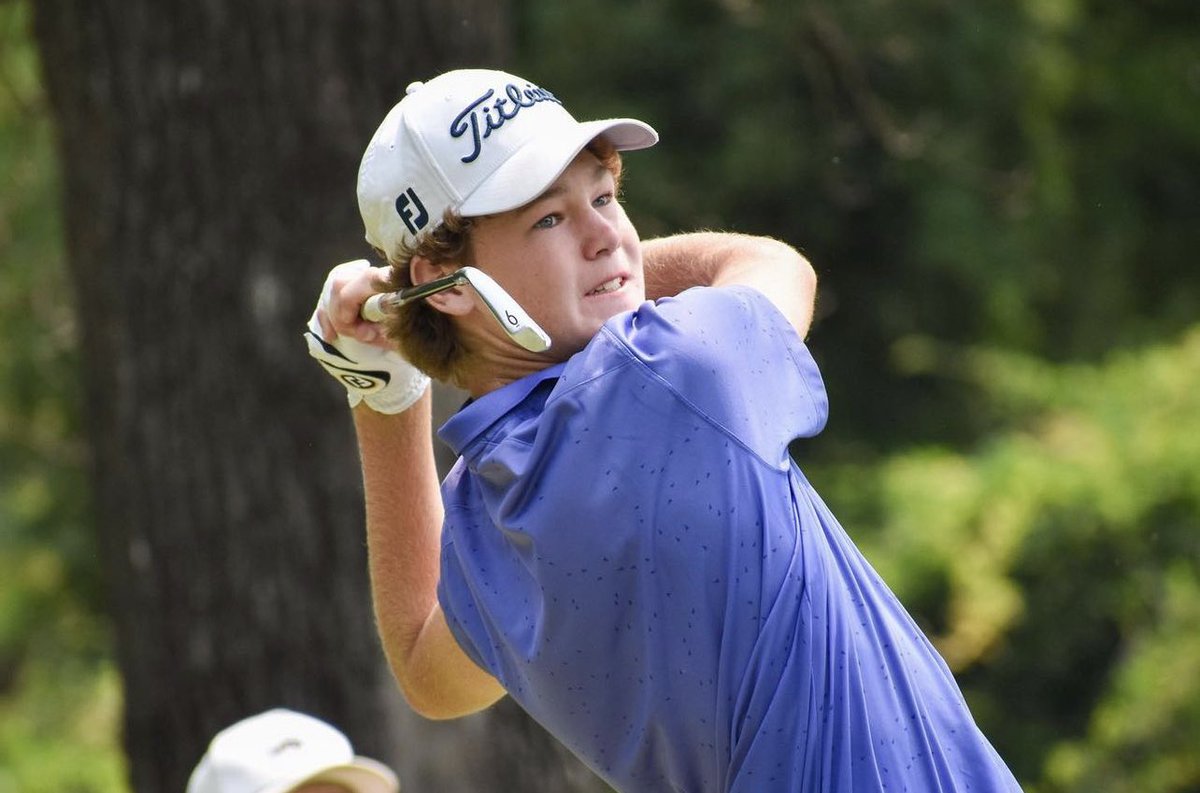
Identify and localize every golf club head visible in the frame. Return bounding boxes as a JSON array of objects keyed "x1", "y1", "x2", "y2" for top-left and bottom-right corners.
[
  {"x1": 360, "y1": 266, "x2": 551, "y2": 353},
  {"x1": 459, "y1": 267, "x2": 552, "y2": 353}
]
